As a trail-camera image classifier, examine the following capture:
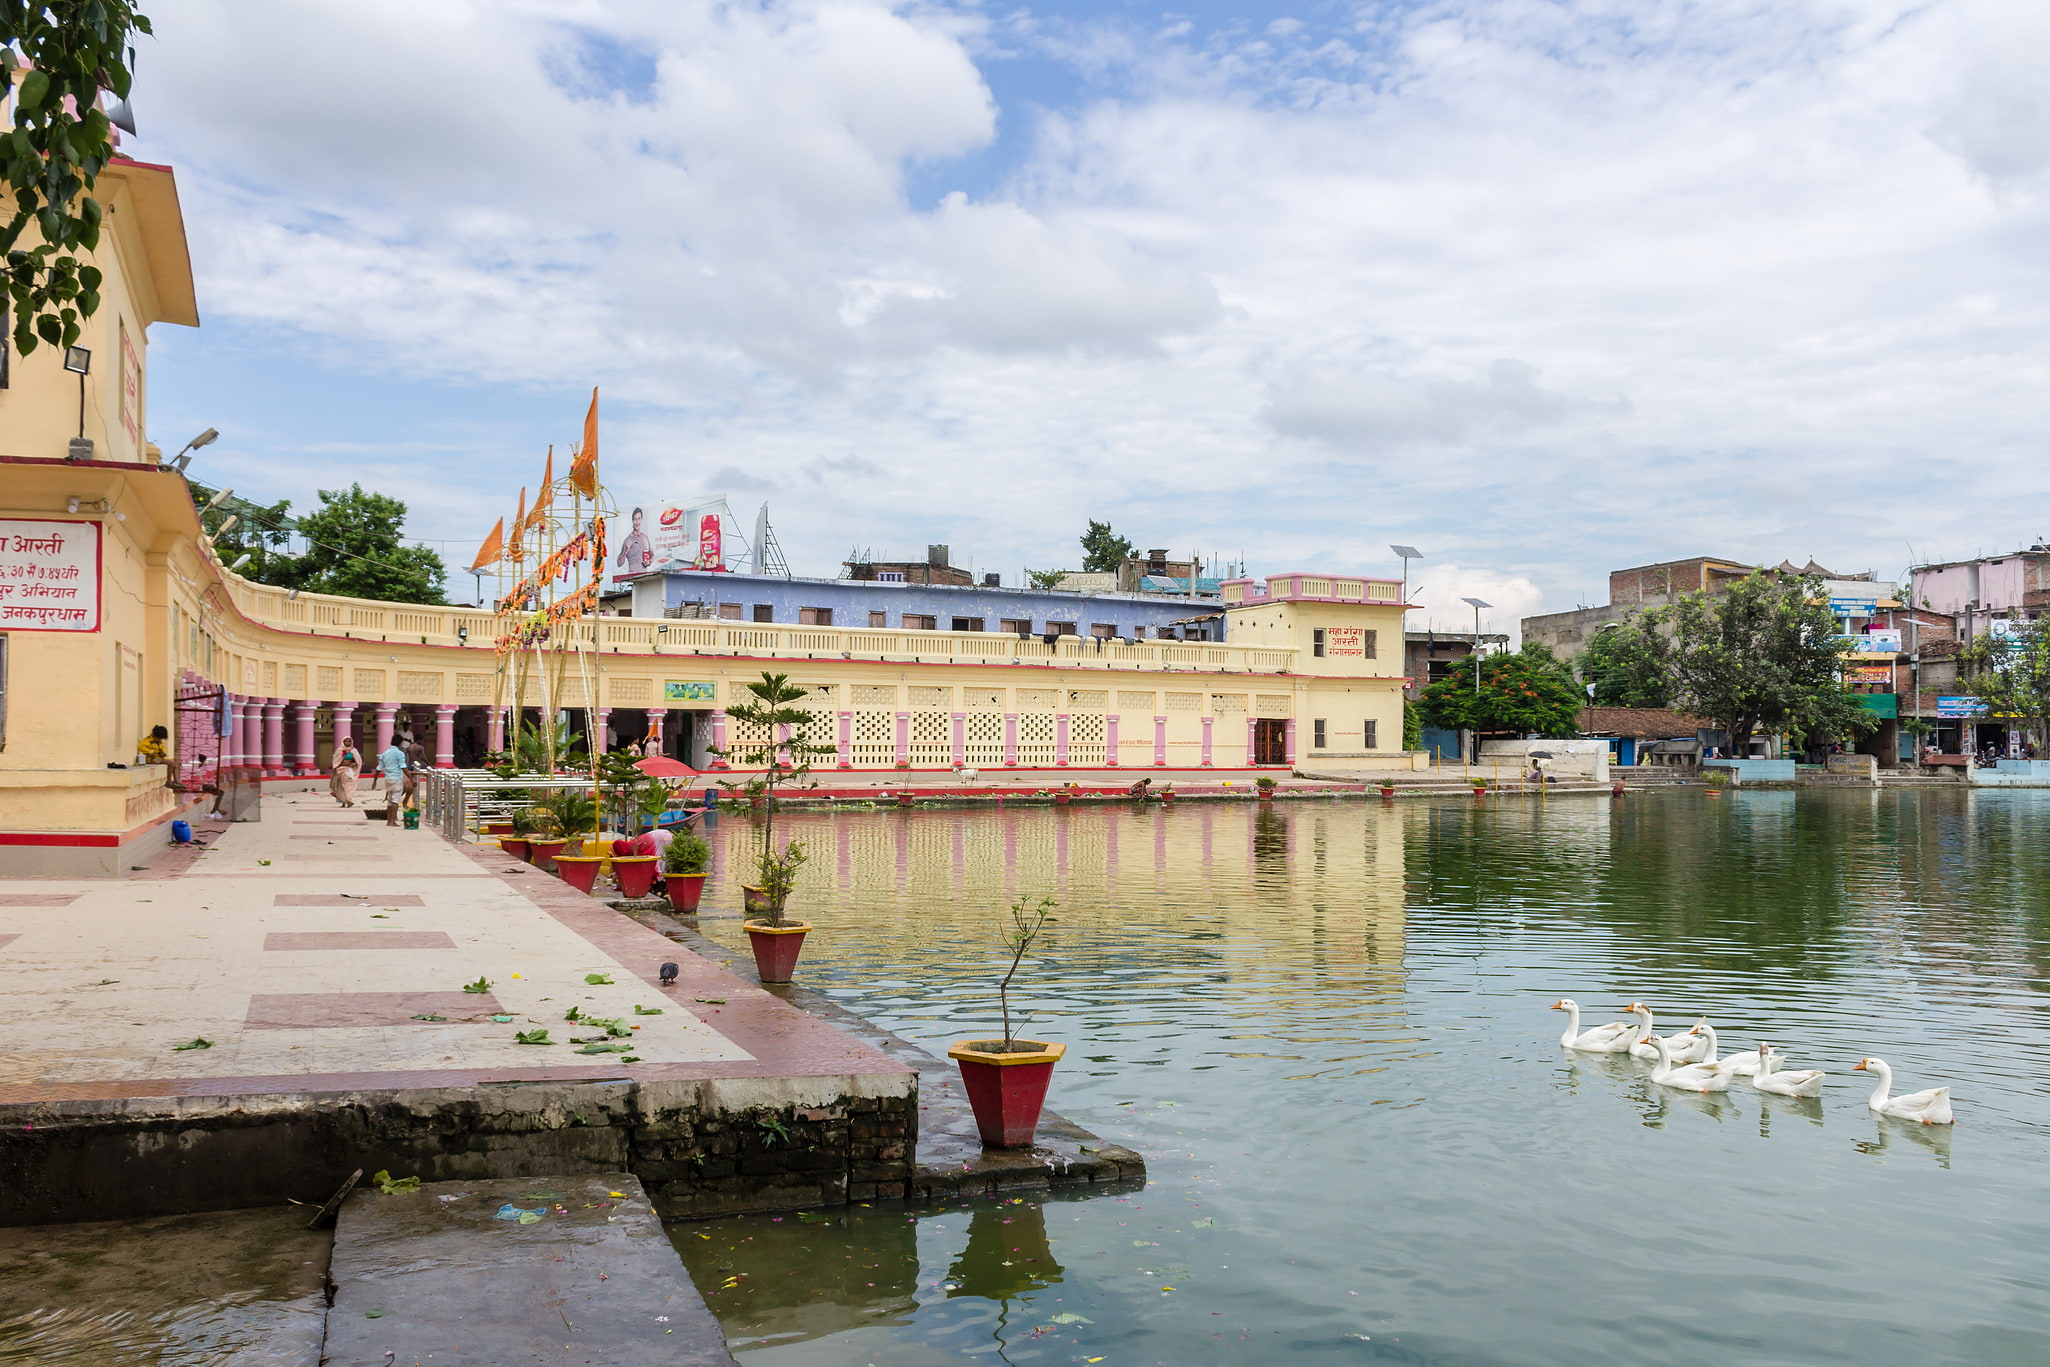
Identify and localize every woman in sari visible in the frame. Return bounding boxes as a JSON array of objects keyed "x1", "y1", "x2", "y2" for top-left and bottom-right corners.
[{"x1": 330, "y1": 735, "x2": 362, "y2": 808}]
